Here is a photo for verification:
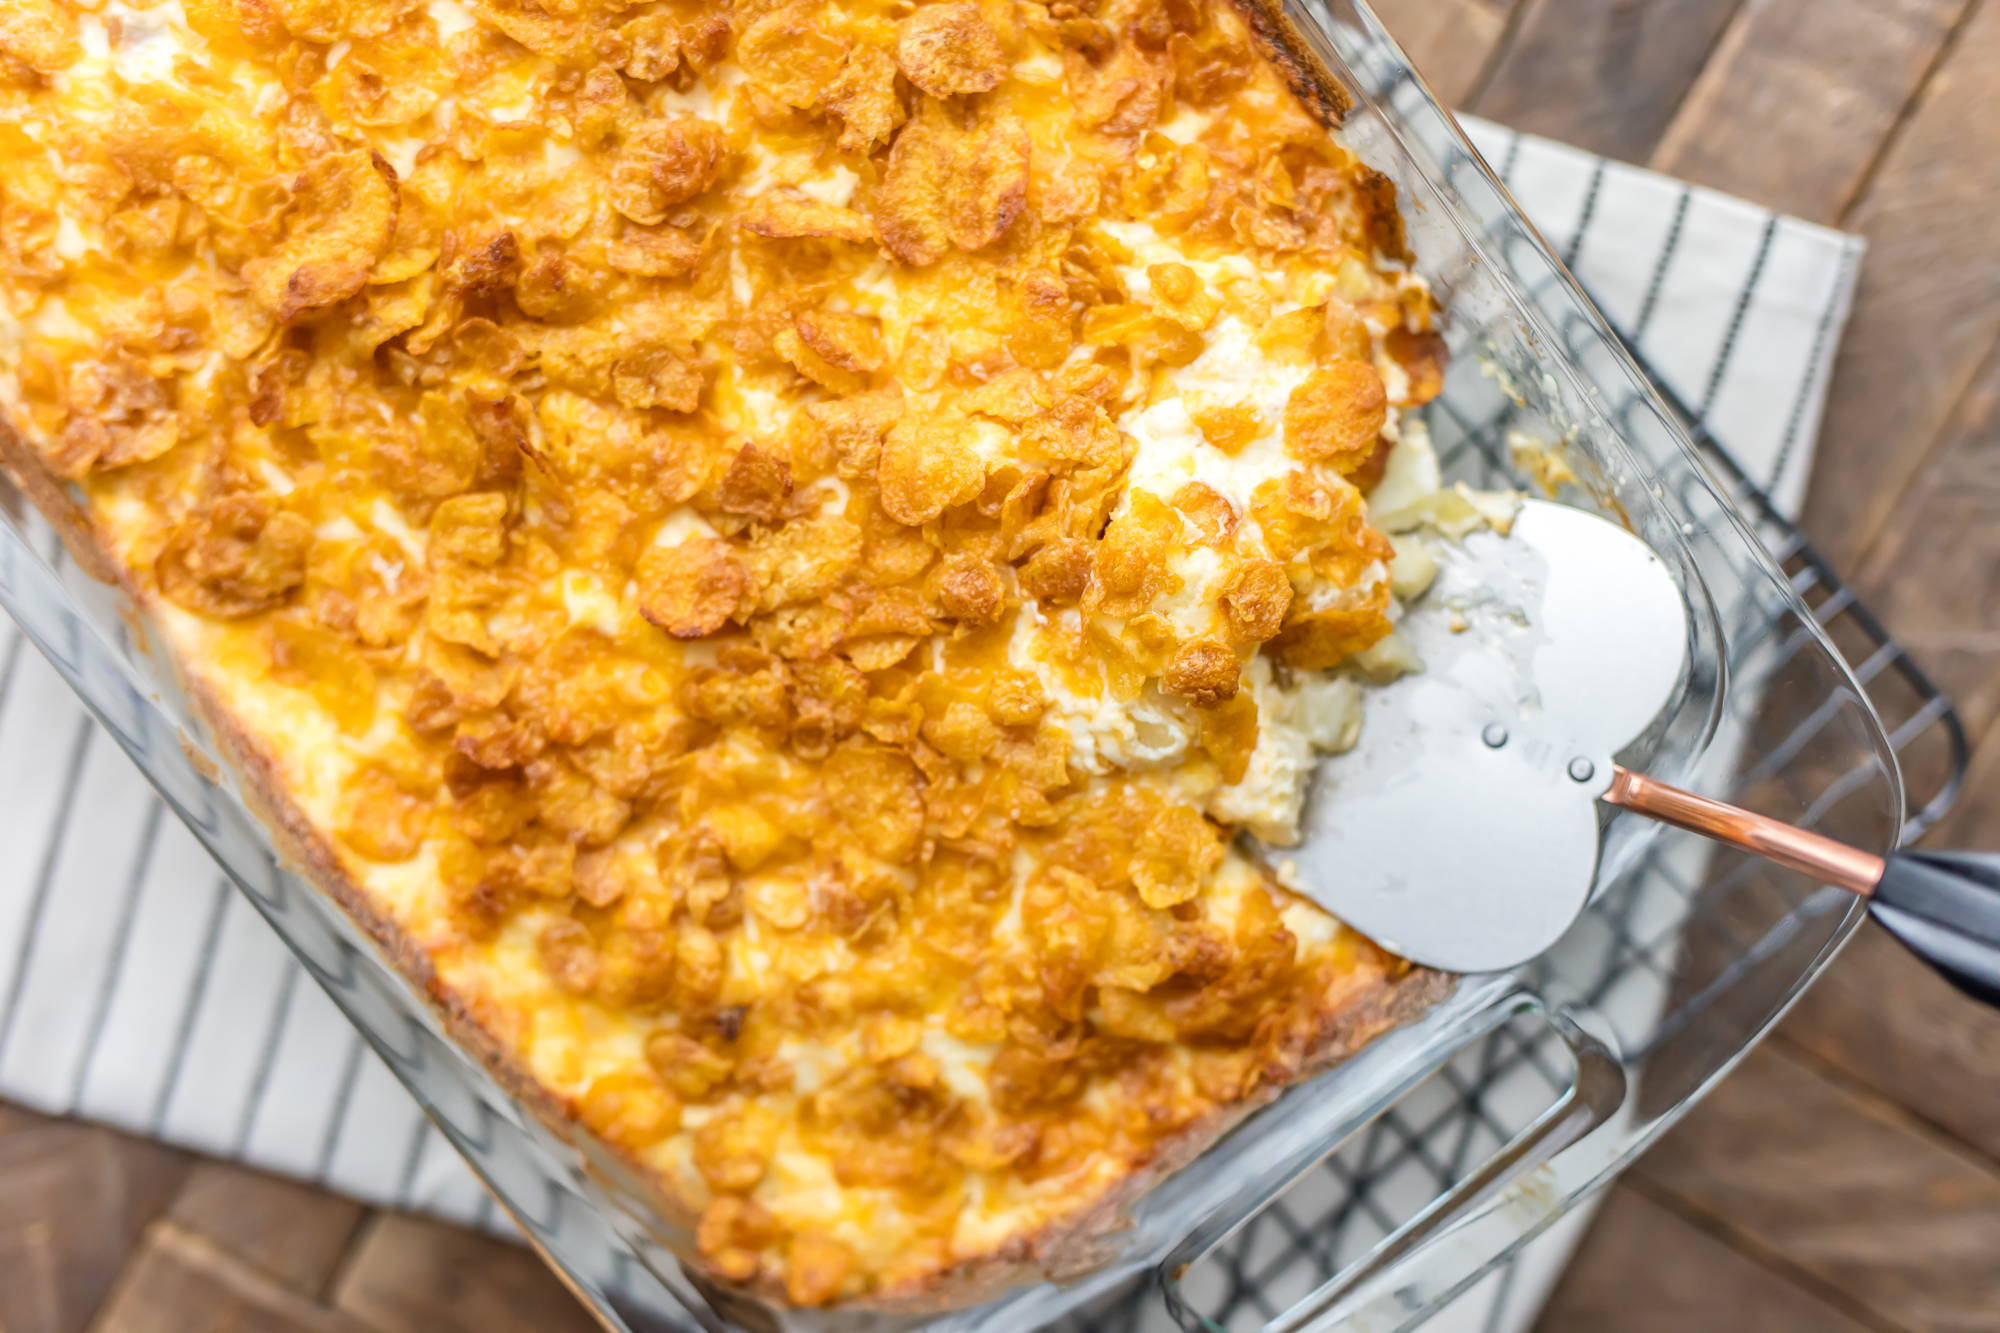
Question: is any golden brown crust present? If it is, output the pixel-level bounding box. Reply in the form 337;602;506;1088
670;957;1453;1316
1223;0;1413;262
0;0;1461;1307
1223;0;1355;130
842;962;1454;1313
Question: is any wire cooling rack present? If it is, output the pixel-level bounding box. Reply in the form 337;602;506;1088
1057;323;1969;1333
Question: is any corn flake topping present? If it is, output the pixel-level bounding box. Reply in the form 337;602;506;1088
0;0;1449;1306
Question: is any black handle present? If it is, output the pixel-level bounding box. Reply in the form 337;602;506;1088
1870;851;2000;1008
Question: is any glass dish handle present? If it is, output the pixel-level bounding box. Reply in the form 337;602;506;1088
1161;1008;1627;1333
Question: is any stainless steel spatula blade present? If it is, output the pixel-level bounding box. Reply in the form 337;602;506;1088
1280;498;1690;974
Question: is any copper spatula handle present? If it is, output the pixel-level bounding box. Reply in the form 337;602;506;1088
1603;766;1886;895
1604;768;2000;1008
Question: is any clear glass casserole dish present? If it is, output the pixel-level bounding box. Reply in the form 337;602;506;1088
0;0;1928;1330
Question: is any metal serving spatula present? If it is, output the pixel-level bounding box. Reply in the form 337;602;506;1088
1286;497;2000;1008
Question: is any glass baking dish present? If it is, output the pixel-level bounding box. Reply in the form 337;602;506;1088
0;0;1930;1329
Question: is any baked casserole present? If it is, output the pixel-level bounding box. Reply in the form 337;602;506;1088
0;0;1485;1309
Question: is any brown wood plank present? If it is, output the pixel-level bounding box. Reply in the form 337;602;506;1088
1781;919;2000;1166
90;1224;366;1333
0;1100;42;1137
1649;0;1971;224
1367;0;1520;107
1849;337;2000;741
1532;1184;1877;1333
1631;1042;2000;1330
330;1214;600;1333
165;1163;366;1299
0;1109;187;1333
1800;0;2000;573
1466;0;1746;162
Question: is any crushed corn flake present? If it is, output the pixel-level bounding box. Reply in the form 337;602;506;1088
0;0;1459;1308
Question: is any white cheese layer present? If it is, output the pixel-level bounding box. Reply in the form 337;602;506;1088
1121;316;1311;517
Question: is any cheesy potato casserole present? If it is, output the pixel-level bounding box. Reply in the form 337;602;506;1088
0;0;1471;1309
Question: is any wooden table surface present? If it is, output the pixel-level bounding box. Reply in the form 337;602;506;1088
11;1;2000;1329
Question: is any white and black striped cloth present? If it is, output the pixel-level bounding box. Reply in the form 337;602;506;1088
0;119;1863;1298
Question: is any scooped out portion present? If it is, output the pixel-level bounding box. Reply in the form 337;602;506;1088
0;0;1495;1309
